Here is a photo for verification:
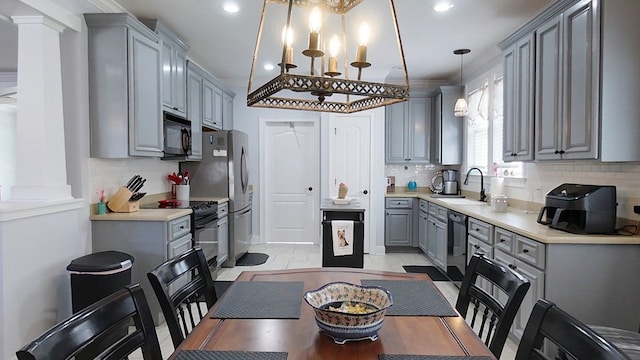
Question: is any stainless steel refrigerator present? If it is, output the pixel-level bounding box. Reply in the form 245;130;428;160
181;130;251;267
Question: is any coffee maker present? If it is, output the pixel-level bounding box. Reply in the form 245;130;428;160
442;170;459;195
537;183;617;234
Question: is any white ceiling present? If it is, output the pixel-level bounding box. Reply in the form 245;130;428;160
0;0;555;87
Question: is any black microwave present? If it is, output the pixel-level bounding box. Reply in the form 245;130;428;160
163;112;192;159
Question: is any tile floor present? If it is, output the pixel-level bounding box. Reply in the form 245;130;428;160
147;243;519;359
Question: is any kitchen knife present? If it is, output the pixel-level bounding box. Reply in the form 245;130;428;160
132;178;146;192
125;175;138;189
129;192;146;202
128;176;142;191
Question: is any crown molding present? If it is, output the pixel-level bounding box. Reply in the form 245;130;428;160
84;0;129;14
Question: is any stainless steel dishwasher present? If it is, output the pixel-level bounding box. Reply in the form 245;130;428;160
447;210;468;287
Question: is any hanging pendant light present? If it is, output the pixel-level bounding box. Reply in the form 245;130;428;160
453;48;470;117
247;0;410;114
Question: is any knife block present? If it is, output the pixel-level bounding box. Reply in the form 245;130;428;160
107;187;140;213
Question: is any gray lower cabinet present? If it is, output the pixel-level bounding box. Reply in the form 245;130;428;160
467;217;494;295
427;203;447;270
91;214;192;324
385;98;431;164
417;200;429;253
216;203;229;265
85;13;163;158
141;19;189;118
385;198;414;247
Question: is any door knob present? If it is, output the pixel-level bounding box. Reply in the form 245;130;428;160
363;190;368;195
308;187;313;191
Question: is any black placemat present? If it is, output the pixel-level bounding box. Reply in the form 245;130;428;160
361;280;458;317
211;281;304;319
380;356;493;360
175;350;287;360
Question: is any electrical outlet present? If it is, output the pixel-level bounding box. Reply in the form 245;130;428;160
635;206;640;215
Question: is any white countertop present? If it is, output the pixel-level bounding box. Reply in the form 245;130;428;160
90;208;192;222
387;190;640;245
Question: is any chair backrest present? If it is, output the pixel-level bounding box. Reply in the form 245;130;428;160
515;299;631;360
16;284;162;360
455;253;531;358
147;246;217;349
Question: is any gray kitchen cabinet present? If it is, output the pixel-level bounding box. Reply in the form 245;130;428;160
216;202;229;265
385;198;414;247
186;61;203;160
467;217;494;294
222;91;235;130
91;214;193;324
427;203;447;270
385;98;431;164
167;233;192;293
202;79;224;130
502;32;535;162
492;227;545;341
85;13;163;158
501;0;640;162
417;200;429;253
535;0;598;160
141;19;189;117
431;87;463;165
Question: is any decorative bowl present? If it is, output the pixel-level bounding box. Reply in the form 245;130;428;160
303;282;393;344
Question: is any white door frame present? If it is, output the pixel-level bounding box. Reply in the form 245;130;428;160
259;115;321;244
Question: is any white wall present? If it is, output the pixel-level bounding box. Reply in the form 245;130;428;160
0;105;16;201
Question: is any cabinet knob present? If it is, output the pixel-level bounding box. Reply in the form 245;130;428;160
500;239;505;242
180;225;185;229
363;190;368;195
475;228;480;232
308;187;313;191
559;150;566;154
523;249;529;253
554;150;560;154
474;245;480;249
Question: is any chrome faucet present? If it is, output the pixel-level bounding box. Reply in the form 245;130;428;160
464;167;487;202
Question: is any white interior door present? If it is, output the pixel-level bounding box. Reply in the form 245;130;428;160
329;114;371;253
262;120;319;244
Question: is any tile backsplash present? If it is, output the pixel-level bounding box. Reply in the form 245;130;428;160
88;158;178;203
385;164;454;189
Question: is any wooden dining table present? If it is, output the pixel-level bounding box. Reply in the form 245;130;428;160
169;268;497;360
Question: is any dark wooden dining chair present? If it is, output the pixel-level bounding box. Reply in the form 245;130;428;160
515;299;632;360
16;284;161;360
455;253;530;358
147;246;218;349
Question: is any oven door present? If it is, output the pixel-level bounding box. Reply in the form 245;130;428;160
193;214;218;276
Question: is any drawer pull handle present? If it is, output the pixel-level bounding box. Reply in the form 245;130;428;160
180;225;185;229
523;249;529;253
474;245;480;249
475;228;480;232
500;239;506;242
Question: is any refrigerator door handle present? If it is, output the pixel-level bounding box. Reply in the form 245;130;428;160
240;146;249;193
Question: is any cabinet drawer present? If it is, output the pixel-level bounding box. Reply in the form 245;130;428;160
218;202;229;217
468;235;493;261
435;206;447;222
468;217;493;244
515;235;545;269
168;216;191;240
386;198;413;209
494;227;515;254
419;200;429;213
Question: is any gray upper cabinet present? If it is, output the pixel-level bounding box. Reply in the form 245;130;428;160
85;13;163;158
502;33;535;162
186;61;203;161
202;78;223;130
141;19;189;118
501;0;640;162
222;91;234;130
385;98;431;164
432;87;463;165
535;0;598;160
188;60;235;133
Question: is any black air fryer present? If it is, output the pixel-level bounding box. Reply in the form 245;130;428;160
537;184;617;234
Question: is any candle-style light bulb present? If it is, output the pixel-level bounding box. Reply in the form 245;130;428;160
282;25;294;65
327;34;341;74
355;22;369;63
307;6;322;51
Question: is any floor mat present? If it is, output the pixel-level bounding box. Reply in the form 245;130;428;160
402;265;464;282
235;252;269;266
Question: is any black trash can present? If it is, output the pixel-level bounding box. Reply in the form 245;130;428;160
67;251;134;313
321;209;365;268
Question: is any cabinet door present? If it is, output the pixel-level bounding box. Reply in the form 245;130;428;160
418;211;428;253
562;0;598;160
434;219;447;271
167;233;193;294
222;92;234;130
128;30;163;157
427;216;437;260
174;49;187;115
468;235;494;295
385;209;413;246
160;40;174;112
535;15;564;160
432;92;442;163
385;102;407;163
407;98;430;162
502;45;516;161
511;259;545;340
513;33;535;160
202;79;215;128
187;70;203;160
217;216;229;265
212;86;223;130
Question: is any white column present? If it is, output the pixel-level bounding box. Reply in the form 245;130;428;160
11;15;72;201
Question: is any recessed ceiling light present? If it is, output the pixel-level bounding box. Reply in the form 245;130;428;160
223;2;239;13
264;63;275;71
433;2;454;13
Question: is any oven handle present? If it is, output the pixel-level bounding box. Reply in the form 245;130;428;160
194;215;219;229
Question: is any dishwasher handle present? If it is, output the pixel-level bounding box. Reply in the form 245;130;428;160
448;211;467;223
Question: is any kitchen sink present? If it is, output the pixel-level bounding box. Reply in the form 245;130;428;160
430;197;488;206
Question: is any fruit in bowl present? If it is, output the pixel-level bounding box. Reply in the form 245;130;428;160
303;282;393;344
